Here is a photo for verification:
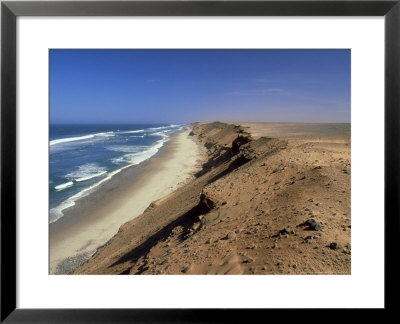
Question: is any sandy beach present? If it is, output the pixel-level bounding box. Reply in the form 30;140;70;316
50;129;205;274
74;122;351;275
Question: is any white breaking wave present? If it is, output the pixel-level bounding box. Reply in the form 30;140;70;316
75;172;107;182
106;145;149;153
147;124;180;131
118;129;145;134
54;181;74;191
148;131;170;139
50;131;114;146
66;163;108;182
97;132;115;136
49;165;131;223
111;137;169;165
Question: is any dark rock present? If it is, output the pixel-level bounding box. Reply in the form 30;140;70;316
272;168;281;174
313;224;322;231
274;226;291;237
144;202;156;213
221;201;227;206
330;242;339;250
182;265;191;273
303;219;322;231
243;258;254;263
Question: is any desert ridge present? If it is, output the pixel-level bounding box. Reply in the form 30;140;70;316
74;122;351;275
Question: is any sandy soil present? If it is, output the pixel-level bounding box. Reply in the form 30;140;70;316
75;122;351;275
49;129;205;274
240;122;350;139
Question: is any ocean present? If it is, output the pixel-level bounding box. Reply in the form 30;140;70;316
49;124;184;223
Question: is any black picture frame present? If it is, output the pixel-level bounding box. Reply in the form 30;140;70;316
1;0;399;321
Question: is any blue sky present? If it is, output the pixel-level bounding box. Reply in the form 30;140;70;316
50;49;350;124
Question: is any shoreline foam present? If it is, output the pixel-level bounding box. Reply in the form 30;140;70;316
50;128;206;274
49;127;179;223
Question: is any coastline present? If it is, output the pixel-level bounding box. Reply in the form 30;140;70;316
49;128;206;274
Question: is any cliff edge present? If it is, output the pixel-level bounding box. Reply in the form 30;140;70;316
75;122;351;275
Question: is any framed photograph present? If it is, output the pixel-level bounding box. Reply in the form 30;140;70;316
1;0;399;321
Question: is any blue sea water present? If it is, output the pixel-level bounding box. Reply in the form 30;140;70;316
49;124;184;223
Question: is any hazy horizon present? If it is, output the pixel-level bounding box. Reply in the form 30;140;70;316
50;49;351;124
49;121;351;125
